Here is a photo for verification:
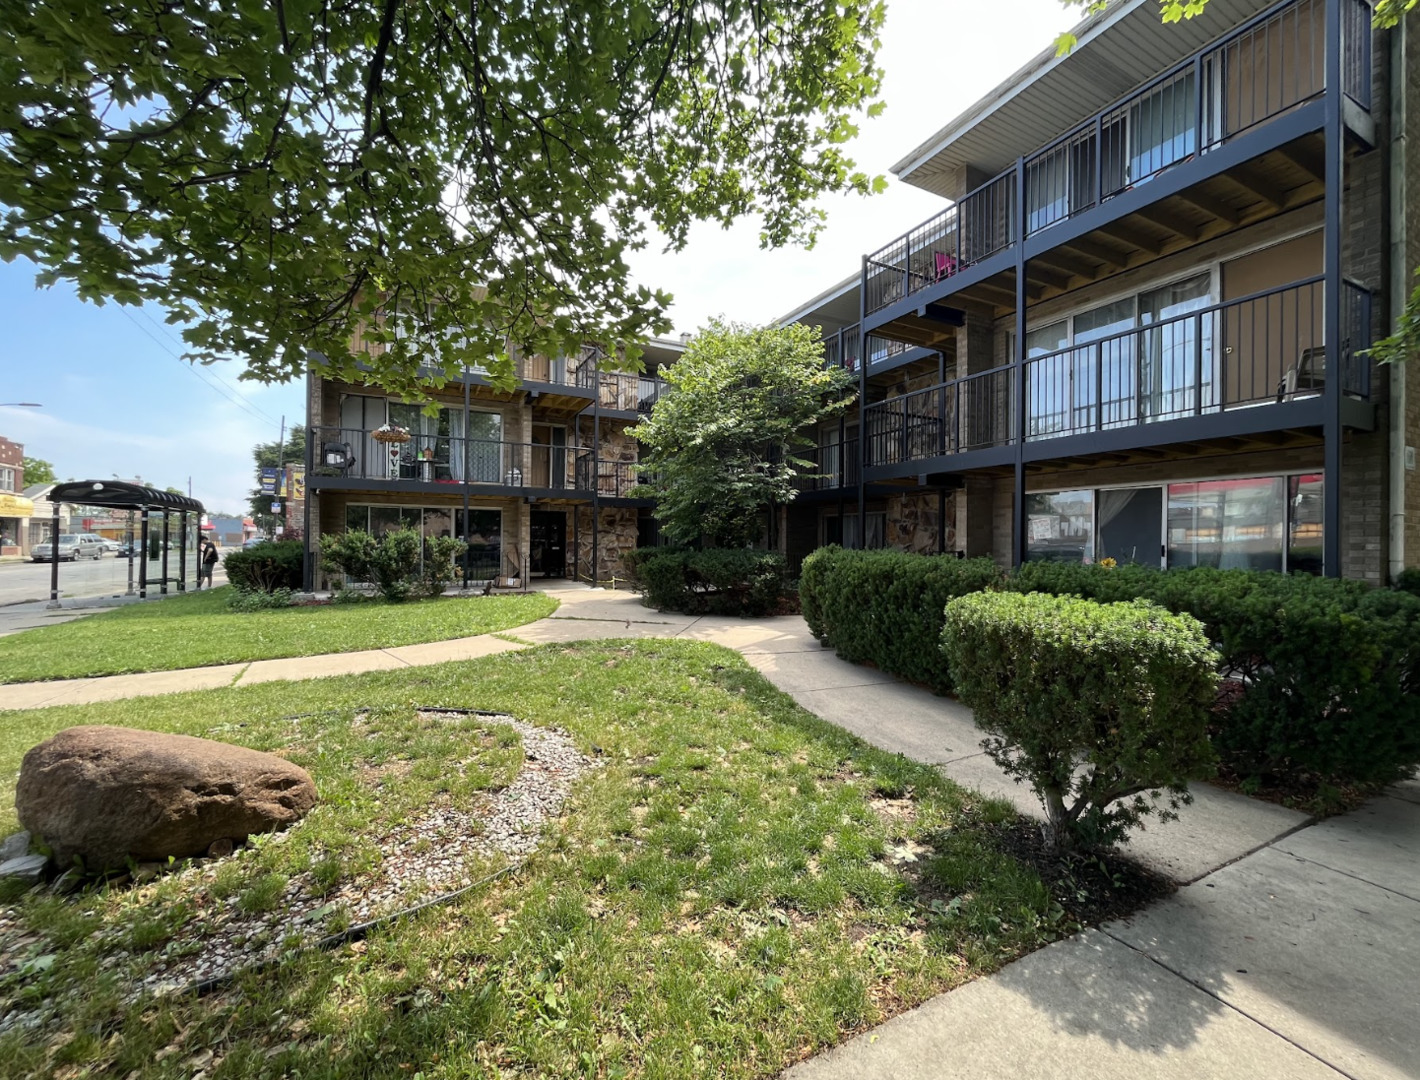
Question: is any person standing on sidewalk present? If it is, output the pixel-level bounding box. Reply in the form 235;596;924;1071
197;535;220;589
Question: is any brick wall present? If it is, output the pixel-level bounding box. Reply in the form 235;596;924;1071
0;436;22;492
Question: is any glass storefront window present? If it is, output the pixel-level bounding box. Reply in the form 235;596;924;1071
1287;474;1324;575
1026;490;1095;563
1167;477;1285;572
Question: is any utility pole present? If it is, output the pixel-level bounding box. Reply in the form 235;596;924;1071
274;415;286;537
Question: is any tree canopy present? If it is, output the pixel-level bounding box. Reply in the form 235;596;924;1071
631;321;854;548
1;1;886;400
21;456;55;485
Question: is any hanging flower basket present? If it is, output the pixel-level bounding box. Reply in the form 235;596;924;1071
371;424;411;444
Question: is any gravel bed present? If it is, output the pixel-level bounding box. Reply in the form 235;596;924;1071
0;713;598;1026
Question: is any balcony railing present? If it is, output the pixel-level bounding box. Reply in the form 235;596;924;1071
798;439;861;491
856;277;1372;467
572;347;669;413
822;325;928;372
864;367;1017;467
1023;278;1370;442
864;0;1371;317
309;426;596;490
576;457;646;498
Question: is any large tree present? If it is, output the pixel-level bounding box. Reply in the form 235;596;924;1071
21;456;55;485
632;321;854;548
0;2;886;400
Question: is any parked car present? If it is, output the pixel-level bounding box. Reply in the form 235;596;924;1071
243;536;270;549
31;534;105;562
82;534;115;555
116;539;137;558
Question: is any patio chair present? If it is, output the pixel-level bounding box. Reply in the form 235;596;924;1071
321;441;355;475
934;251;959;281
1277;346;1326;402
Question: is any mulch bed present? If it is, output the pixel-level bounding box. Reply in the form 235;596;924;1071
979;821;1176;926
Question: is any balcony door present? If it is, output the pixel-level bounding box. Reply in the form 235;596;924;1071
465;410;503;483
388;403;466;481
1139;274;1214;423
530;424;567;489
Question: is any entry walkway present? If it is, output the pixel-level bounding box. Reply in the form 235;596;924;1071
1;581;1415;1078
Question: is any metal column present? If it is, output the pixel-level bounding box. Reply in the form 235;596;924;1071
1012;156;1029;568
592;354;601;582
139;510;149;599
177;510;188;591
47;501;60;605
1322;0;1345;577
160;512;171;594
856;257;868;547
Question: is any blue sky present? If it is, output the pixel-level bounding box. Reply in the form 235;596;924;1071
0;0;1087;514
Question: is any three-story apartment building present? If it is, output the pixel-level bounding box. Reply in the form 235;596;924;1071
783;0;1417;582
302;339;682;589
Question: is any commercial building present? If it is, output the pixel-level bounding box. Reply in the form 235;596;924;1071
782;0;1417;582
0;436;32;556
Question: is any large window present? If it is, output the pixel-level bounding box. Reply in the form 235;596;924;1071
1025;273;1214;438
0;467;14;493
1026;490;1095;564
341;504;503;580
1029;474;1322;574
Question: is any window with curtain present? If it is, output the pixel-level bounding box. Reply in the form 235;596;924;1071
465;411;503;483
1026;490;1095;563
1287;474;1324;575
824;512;886;550
1128;70;1198;185
1140;274;1214;422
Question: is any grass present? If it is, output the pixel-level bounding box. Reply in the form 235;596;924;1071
0;641;1087;1079
0;587;559;682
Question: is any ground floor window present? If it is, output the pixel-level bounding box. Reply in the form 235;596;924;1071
1027;473;1323;573
340;504;503;579
824;511;886;549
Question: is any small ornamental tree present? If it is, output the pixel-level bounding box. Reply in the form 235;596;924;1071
631;320;855;548
943;591;1219;851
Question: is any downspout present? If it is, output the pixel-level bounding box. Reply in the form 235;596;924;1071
1389;16;1409;582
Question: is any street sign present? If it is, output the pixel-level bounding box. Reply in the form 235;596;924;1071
270;501;282;514
259;467;278;495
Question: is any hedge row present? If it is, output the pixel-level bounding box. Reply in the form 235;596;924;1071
627;548;790;617
801;548;1420;788
799;548;999;693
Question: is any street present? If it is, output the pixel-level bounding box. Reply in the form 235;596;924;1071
0;553;219;606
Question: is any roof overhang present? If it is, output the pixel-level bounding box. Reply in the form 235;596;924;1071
894;0;1277;199
47;480;204;514
776;272;862;331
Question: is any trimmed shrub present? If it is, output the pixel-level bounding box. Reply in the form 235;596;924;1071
1007;563;1420;788
943;591;1218;850
221;540;304;593
632;548;789;617
799;547;1000;693
419;535;468;598
1395;568;1420;597
322;528;425;602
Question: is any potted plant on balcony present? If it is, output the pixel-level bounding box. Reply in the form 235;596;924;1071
371;423;411;479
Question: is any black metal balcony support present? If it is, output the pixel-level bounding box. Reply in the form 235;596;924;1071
1012;156;1029;569
1322;0;1345;578
857;255;869;547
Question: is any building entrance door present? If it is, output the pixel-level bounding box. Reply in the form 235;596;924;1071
530;510;567;578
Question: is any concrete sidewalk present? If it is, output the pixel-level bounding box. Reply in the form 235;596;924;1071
1;581;1415;1078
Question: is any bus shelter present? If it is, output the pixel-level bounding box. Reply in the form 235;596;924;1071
44;481;205;604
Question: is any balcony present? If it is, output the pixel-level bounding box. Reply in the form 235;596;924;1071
821;325;937;374
863;0;1373;326
798;440;861;492
572;349;670;414
310;427;593;492
862;277;1373;475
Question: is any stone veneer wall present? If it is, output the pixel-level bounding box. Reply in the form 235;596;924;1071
574;505;639;582
885;492;955;554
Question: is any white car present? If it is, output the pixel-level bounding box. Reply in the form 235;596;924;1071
83;534;116;554
31;534;105;562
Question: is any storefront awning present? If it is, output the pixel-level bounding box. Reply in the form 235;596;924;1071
0;493;35;517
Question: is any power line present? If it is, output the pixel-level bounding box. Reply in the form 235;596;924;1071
118;306;282;427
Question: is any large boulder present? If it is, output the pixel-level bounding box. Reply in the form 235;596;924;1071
15;725;316;871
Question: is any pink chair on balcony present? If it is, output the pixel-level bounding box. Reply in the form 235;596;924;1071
934;251;959;282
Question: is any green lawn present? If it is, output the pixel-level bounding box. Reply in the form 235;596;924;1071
0;587;559;682
0;641;1080;1079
